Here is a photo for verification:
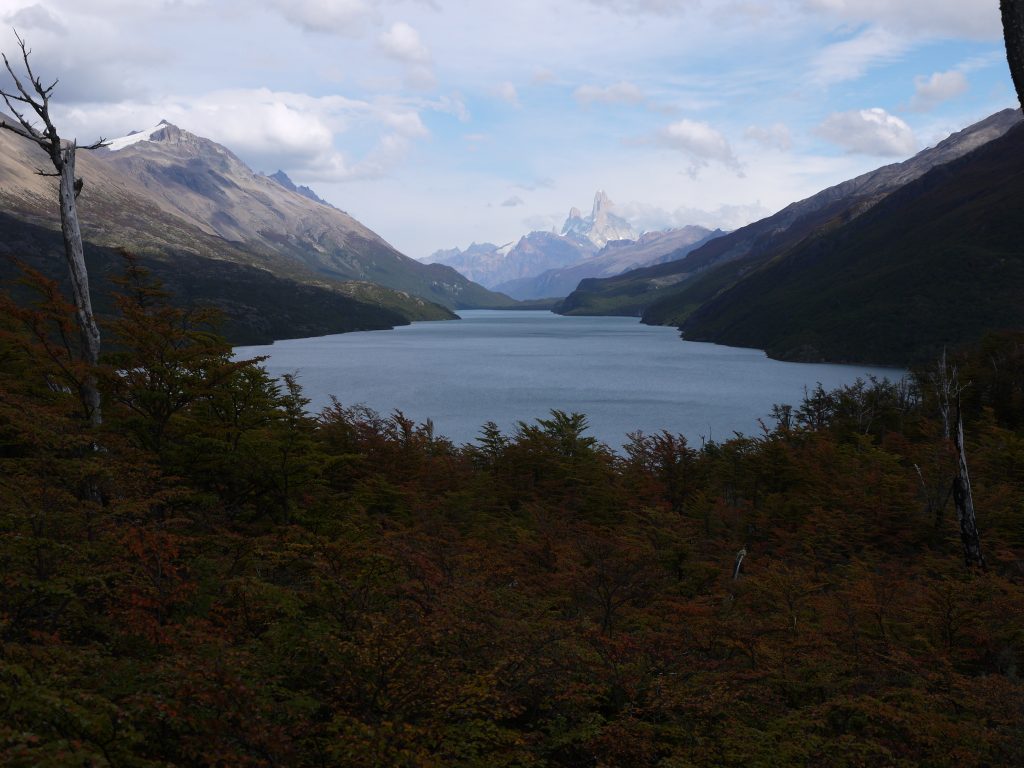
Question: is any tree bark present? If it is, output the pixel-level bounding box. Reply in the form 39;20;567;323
58;142;102;426
1002;1;1024;108
951;398;985;569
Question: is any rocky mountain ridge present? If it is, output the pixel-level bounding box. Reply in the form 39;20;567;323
91;121;507;309
0;119;510;343
496;225;720;300
425;190;703;297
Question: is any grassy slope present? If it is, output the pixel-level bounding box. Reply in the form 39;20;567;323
678;124;1024;366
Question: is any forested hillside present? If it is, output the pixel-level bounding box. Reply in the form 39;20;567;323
671;123;1024;366
1;264;1022;766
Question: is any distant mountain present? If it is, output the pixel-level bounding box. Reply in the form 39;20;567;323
426;233;595;290
421;241;516;285
673;120;1024;366
490;231;598;292
558;108;1022;320
562;190;638;248
424;191;715;297
497;226;721;300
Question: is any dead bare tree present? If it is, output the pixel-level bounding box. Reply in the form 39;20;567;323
1;30;106;426
951;394;985;569
928;354;985;569
1002;1;1024;107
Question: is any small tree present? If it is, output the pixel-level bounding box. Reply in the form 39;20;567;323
1;31;106;425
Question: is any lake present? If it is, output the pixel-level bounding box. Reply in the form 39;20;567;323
235;310;904;449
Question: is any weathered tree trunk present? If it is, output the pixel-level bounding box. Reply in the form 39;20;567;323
951;398;985;569
1002;1;1024;107
2;32;106;426
732;547;746;580
58;142;102;425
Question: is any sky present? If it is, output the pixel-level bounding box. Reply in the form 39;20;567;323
0;0;1017;258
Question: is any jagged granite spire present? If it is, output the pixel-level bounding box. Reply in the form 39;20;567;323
561;190;637;247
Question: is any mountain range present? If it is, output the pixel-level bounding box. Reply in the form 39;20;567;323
425;190;718;300
0;120;509;344
495;225;721;300
556;108;1023;364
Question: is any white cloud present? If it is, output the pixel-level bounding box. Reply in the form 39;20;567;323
744;122;793;151
816;107;917;156
910;70;969;112
803;0;1001;41
522;212;563;232
432;92;470;122
380;108;428;137
515;177;555;191
495;81;520;107
378;21;431;64
810;26;908;86
3;4;68;34
585;0;700;15
574;81;645;106
268;0;371;35
617;200;772;233
60;87;431;182
501;195;524;207
377;22;435;90
655;119;742;176
532;68;556;85
0;13;165;104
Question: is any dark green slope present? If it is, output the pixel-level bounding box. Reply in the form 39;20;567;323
640;197;870;327
555;260;683;317
678;124;1024;366
0;212;455;346
552;231;725;316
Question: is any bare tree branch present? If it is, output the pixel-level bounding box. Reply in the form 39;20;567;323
0;113;38;140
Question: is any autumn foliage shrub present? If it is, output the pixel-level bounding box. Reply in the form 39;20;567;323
1;265;1022;766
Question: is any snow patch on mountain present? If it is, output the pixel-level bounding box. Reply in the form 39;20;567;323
104;121;172;152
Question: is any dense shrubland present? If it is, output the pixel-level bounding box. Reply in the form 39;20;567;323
1;263;1022;767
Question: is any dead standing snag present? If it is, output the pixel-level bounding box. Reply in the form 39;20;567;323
1;30;107;425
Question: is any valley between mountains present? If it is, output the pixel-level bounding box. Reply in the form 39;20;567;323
2;108;1023;366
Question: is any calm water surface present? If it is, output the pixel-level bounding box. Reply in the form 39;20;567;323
236;311;903;449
